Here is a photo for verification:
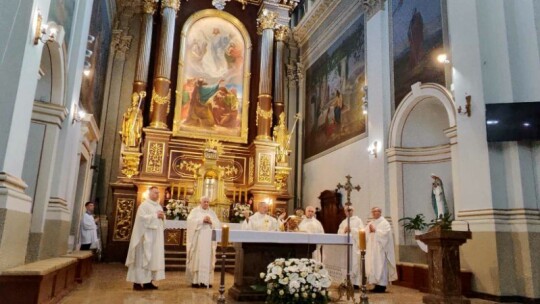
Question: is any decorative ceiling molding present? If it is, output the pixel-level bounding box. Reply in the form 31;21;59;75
361;0;386;20
291;0;339;47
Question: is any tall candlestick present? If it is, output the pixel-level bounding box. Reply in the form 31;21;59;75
359;229;366;250
221;224;229;247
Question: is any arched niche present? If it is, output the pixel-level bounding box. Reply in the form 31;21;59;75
34;40;66;106
386;82;457;263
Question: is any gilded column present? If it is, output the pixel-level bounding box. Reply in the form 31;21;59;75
256;10;277;140
273;25;290;121
149;0;180;129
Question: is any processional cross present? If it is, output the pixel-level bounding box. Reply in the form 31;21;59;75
336;175;361;302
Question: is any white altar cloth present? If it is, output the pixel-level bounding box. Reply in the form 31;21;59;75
212;229;350;245
164;220;243;230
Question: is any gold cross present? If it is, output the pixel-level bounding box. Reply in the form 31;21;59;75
336;175;361;208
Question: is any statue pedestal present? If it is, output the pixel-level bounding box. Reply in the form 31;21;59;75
416;227;472;304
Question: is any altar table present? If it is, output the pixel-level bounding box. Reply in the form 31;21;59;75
212;230;351;301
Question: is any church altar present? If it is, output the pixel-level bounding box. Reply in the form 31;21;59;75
212;229;351;301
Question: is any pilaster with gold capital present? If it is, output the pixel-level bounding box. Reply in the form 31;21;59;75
273;25;290;121
255;10;277;140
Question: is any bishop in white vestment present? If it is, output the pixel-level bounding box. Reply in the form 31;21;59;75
298;206;325;261
337;207;364;286
241;202;284;231
126;187;165;290
186;196;221;288
365;207;397;293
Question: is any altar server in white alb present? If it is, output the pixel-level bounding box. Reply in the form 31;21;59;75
242;201;285;231
186;196;221;288
80;202;99;250
298;206;325;261
337;207;364;287
365;207;397;293
126;186;165;290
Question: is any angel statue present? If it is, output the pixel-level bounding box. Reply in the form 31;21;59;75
273;112;291;164
431;174;449;219
120;91;145;149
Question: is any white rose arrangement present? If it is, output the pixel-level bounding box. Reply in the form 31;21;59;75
261;258;331;303
165;199;190;220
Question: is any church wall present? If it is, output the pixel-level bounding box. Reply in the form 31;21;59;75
0;210;32;270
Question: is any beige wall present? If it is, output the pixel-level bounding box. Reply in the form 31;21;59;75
38;219;71;259
0;209;32;270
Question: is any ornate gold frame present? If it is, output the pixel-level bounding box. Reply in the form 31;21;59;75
173;9;252;143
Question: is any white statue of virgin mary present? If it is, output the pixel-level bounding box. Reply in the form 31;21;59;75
431;174;449;219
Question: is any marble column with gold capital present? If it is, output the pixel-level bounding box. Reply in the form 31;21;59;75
148;0;180;129
273;25;290;121
255;10;277;140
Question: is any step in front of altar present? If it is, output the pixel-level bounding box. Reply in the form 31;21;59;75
165;246;236;271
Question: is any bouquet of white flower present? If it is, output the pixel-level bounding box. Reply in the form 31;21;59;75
261;258;331;304
230;203;252;223
165;199;190;220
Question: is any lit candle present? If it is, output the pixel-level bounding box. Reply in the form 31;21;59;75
359;229;366;250
221;224;229;247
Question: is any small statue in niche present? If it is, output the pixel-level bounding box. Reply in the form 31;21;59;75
431;174;449;219
120;91;145;148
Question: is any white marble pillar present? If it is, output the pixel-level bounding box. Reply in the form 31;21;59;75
0;0;52;270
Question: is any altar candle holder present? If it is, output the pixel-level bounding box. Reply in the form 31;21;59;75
217;225;229;304
359;249;369;304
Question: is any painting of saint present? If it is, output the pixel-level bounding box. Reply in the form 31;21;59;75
174;12;250;143
392;0;445;108
304;15;367;161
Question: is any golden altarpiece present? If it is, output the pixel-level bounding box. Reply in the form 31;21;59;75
107;0;299;261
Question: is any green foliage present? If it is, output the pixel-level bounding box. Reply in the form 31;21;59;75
399;213;428;232
429;212;453;230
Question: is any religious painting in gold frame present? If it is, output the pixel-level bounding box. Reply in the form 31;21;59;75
173;9;252;143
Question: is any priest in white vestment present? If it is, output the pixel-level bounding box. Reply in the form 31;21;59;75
241;202;285;231
365;207;397;293
186;196;221;288
298;206;325;261
126;186;165;290
337;207;364;287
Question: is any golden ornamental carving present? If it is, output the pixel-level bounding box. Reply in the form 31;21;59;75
248;156;254;184
218;164;239;177
275;25;290;42
146;142;165;174
179;160;202;178
121;151;142;178
142;0;158;14
204;139;224;157
165;230;180;245
120;91;145;149
150;88;171;113
256;103;273;126
113;198;135;241
161;0;180;11
274;166;292;191
256;10;277;34
258;154;272;183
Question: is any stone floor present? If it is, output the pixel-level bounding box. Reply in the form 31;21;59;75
60;264;504;304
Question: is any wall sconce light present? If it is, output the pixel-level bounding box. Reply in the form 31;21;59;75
85;50;93;58
458;95;472;117
72;104;86;124
367;141;379;158
437;53;450;64
362;85;368;115
87;35;95;44
83;61;92;76
33;10;58;45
